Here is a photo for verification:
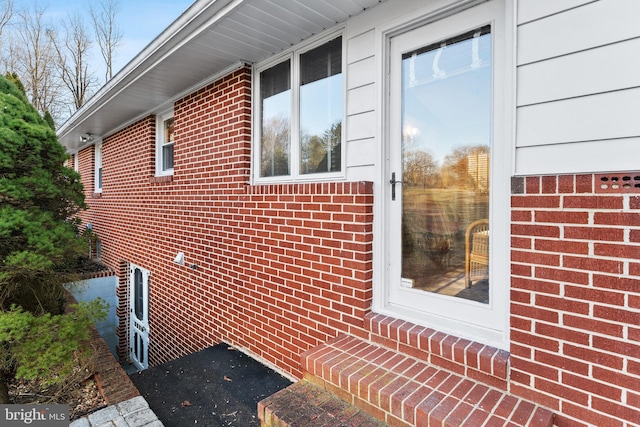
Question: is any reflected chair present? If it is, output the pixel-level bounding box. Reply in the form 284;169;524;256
465;219;489;288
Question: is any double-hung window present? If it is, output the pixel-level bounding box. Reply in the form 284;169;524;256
156;110;174;176
256;35;343;181
94;143;102;192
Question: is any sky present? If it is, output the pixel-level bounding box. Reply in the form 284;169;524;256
15;0;195;80
402;32;492;164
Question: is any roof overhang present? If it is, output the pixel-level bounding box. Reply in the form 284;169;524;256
58;0;385;152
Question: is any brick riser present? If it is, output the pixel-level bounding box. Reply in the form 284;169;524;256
286;335;553;427
259;380;387;427
365;313;510;392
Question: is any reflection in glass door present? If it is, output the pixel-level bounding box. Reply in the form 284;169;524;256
399;26;492;304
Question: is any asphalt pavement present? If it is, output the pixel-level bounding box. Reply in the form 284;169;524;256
129;343;293;427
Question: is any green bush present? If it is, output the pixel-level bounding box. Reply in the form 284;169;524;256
0;298;108;386
0;74;87;314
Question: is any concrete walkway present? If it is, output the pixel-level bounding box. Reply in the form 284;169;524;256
70;396;163;427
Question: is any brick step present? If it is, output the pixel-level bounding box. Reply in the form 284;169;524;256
259;380;387;427
294;334;553;426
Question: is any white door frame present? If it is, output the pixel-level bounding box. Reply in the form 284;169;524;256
375;0;513;349
129;264;150;370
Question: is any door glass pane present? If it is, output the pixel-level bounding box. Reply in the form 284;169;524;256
134;268;144;320
401;26;491;303
260;60;291;177
139;335;145;365
299;37;342;174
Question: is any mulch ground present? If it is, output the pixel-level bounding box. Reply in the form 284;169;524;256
129;344;293;427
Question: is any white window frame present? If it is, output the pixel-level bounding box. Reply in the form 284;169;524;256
374;0;514;350
74;153;79;172
94;143;102;193
252;31;346;184
155;109;174;176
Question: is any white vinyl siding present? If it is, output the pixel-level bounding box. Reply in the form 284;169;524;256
517;89;640;147
344;27;376;176
518;38;640;107
517;0;593;26
516;138;640;176
515;0;640;175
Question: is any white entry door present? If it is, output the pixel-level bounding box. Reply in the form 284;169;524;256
129;265;149;370
386;0;509;345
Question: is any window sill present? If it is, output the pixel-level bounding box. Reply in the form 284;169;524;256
151;175;173;184
92;192;102;198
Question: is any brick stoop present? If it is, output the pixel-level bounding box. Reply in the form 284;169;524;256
260;334;554;427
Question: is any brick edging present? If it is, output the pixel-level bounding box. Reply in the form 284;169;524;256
90;325;140;405
66;291;139;409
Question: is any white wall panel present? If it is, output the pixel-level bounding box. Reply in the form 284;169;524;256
517;37;640;106
347;29;375;64
347;83;376;115
347;57;376;89
517;88;640;148
344;164;376;181
517;0;593;24
515;138;640;175
347;111;376;141
517;0;640;65
346;137;377;167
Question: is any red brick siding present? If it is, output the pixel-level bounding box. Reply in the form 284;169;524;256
511;174;640;427
77;67;374;378
76;143;96;198
116;261;131;361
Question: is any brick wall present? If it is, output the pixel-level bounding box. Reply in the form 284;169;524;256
74;65;640;426
77;67;375;378
510;174;640;427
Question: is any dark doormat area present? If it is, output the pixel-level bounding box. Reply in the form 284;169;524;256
129;343;293;426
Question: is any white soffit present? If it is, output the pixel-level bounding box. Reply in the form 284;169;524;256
58;0;385;152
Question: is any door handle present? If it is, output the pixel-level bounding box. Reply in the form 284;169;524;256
390;172;402;201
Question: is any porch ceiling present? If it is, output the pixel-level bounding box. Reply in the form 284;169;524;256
58;0;385;152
